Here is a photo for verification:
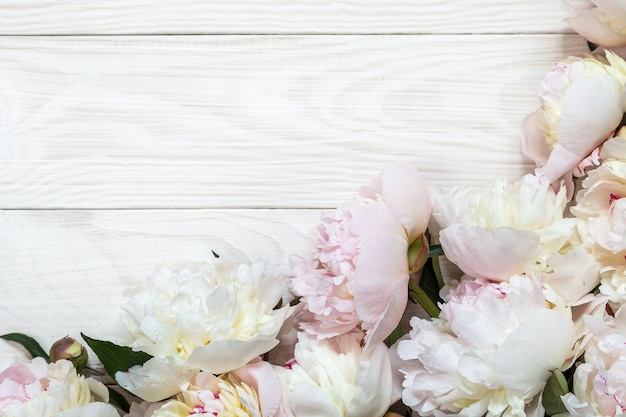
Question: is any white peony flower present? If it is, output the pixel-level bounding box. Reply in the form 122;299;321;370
123;359;285;417
561;305;626;417
433;175;576;281
562;0;626;48
571;159;626;305
103;257;291;401
395;276;577;417
274;332;398;417
0;357;118;417
126;372;262;417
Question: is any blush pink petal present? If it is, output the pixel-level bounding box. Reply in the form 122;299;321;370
559;76;622;155
521;110;551;167
353;233;410;350
0;363;39;408
439;224;541;281
535;143;585;186
350;202;407;239
233;359;284;417
535;75;624;185
376;163;431;242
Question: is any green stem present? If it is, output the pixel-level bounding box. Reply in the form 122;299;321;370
408;279;440;318
389;323;405;345
432;255;445;291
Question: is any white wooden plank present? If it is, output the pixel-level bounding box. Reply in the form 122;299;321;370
0;1;573;35
0;209;321;367
0;35;591;209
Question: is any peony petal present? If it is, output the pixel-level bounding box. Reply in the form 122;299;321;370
286;382;342;417
558;76;622;156
600;136;626;160
566;13;626;47
521;110;552;166
543;246;600;304
353;233;409;348
378;163;432;242
594;0;626;17
347;342;394;417
439;224;541;281
360;277;408;351
233;359;284;417
55;402;121;417
186;337;280;375
350;201;406;239
560;392;595;417
114;357;192;402
535;143;583;186
494;308;575;398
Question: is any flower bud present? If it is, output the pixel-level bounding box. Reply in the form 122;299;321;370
49;336;88;372
407;233;429;275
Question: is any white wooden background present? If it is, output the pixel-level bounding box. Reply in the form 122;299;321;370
0;1;590;369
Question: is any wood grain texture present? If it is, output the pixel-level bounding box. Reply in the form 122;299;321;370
0;209;321;366
0;35;591;209
0;1;573;35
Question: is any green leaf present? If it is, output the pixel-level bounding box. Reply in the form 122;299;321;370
1;333;50;362
428;244;444;257
542;369;570;416
418;258;444;306
81;333;152;380
107;386;131;413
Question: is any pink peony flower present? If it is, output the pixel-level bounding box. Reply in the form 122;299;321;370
521;51;626;195
395;276;577;417
0;357;118;417
290;163;431;350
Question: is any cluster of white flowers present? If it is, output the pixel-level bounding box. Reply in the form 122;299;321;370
393;49;626;417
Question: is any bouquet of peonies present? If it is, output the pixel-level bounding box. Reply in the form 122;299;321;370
6;4;626;417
